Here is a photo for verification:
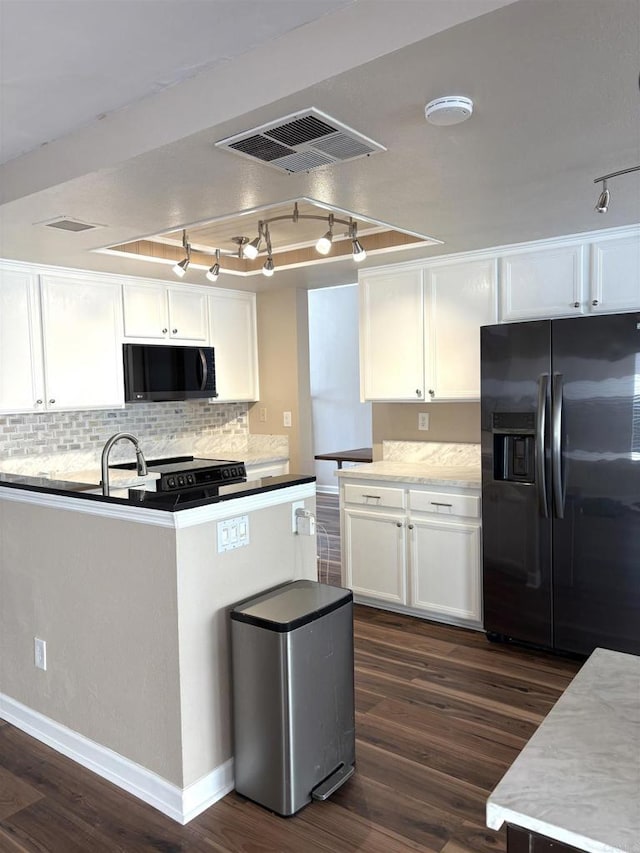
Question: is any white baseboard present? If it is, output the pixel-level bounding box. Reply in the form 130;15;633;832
0;693;234;824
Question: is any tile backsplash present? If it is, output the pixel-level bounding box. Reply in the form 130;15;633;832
0;401;248;459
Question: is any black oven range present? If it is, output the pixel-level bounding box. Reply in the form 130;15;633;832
113;456;247;492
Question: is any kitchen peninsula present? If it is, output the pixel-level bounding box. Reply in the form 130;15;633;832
0;468;316;824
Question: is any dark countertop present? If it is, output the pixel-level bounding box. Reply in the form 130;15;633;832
0;471;316;512
314;447;373;468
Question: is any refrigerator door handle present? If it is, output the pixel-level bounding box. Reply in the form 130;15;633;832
536;373;549;518
552;372;565;519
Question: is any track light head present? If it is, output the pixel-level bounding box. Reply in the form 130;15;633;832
172;257;189;277
206;249;221;282
262;256;275;277
349;220;366;262
316;230;333;255
352;238;366;262
244;236;260;260
595;181;610;213
206;263;220;282
315;214;334;255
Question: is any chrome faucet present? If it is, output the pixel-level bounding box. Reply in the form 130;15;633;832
100;432;148;497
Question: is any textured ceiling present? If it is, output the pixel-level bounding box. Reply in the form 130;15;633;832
0;0;638;292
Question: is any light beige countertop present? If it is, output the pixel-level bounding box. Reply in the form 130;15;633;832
336;442;481;488
336;460;480;488
0;434;289;483
487;648;640;853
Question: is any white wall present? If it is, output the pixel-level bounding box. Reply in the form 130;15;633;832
308;284;372;492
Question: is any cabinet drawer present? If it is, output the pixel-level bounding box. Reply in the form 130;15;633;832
344;483;405;509
409;490;479;518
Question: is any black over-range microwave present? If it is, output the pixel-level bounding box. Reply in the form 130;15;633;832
123;343;217;402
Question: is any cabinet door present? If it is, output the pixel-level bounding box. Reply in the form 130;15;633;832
343;507;406;604
168;288;208;341
427;259;497;400
209;291;259;401
122;283;169;338
0;268;45;413
409;517;481;623
360;268;425;401
40;276;124;410
500;245;585;320
590;232;640;313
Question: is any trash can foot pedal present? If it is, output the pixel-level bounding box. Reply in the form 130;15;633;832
311;764;354;801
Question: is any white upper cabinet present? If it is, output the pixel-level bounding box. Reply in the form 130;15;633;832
500;245;586;321
122;282;208;342
499;227;640;321
426;258;497;400
0;269;124;414
590;232;640;313
359;267;425;401
40;275;124;411
0;268;45;413
359;259;496;402
208;290;259;402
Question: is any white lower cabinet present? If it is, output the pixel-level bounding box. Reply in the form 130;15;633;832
409;516;481;623
343;507;407;604
341;476;482;628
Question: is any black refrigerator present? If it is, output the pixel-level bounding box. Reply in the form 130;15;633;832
481;313;640;656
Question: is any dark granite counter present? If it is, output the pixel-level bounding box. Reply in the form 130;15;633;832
0;471;316;512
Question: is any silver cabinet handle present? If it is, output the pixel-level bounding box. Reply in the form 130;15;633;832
362;494;381;502
49;399;55;404
172;328;178;334
408;523;414;529
428;389;435;397
396;522;403;528
592;299;599;306
430;501;452;507
573;301;580;308
36;399;43;405
162;328;168;334
416;388;422;398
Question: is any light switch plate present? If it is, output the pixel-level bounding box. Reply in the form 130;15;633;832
218;515;250;552
418;412;430;431
283;411;292;428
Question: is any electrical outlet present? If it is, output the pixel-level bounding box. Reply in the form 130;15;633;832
34;637;47;670
259;407;267;422
283;411;292;428
418;412;430;431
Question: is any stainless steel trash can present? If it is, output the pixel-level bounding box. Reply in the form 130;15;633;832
230;579;355;816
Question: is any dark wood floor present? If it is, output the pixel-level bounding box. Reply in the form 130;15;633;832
0;494;581;852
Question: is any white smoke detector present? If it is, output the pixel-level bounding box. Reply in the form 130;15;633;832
425;96;473;126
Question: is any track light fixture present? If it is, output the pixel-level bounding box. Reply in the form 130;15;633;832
178;204;368;283
594;165;640;213
206;249;221;282
172;230;191;277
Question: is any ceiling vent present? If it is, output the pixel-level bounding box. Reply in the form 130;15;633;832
215;108;386;174
39;216;101;232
